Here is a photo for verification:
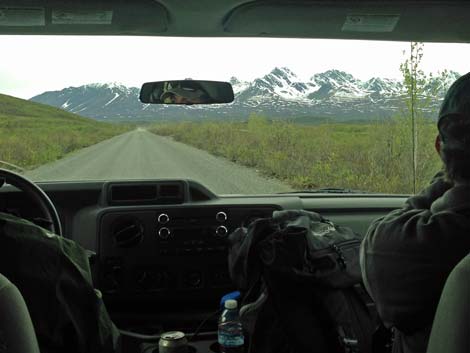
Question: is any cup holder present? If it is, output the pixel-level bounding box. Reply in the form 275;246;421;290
155;345;198;353
144;337;220;353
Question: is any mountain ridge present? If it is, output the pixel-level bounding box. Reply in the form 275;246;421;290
29;68;461;122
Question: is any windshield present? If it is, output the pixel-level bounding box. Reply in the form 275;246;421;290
1;36;469;195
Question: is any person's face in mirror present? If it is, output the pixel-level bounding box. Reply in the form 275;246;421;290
175;95;203;104
164;93;203;104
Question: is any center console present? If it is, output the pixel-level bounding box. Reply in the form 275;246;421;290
84;181;282;343
97;204;277;310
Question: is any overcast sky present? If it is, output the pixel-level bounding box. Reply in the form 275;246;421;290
1;35;469;99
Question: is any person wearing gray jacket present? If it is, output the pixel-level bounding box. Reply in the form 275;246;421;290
360;72;470;353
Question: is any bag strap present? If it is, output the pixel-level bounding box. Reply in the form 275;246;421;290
337;325;360;353
353;283;377;320
353;283;394;353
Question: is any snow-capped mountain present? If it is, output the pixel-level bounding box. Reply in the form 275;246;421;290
364;77;403;97
29;68;460;122
31;82;142;119
230;77;250;95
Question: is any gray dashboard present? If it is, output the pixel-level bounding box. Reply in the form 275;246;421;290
0;179;407;322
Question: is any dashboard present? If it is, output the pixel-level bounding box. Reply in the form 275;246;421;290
0;179;407;330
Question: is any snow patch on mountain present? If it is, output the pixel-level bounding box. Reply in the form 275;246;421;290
104;93;120;107
230;77;250;94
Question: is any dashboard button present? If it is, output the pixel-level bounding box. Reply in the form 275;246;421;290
215;225;228;238
157;213;170;224
158;227;171;240
216;211;228;223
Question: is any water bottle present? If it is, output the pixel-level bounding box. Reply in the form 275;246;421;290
218;299;244;353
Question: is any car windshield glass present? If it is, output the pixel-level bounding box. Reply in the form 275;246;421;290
0;36;469;195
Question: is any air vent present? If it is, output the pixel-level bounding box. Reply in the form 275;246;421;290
107;182;185;205
111;217;144;248
158;183;183;199
111;184;157;202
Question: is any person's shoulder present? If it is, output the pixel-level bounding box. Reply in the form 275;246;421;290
447;253;470;282
0;212;44;230
0;211;28;223
0;273;15;294
0;211;59;238
430;185;470;213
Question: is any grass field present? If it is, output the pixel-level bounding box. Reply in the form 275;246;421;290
0;93;132;171
148;115;442;194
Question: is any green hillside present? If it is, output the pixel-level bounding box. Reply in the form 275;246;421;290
0;93;132;171
0;93;94;121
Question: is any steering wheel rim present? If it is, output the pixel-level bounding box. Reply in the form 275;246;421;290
0;168;62;236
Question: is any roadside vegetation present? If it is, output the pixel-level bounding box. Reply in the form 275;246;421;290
0;93;132;171
148;116;441;194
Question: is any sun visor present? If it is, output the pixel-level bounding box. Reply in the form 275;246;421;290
0;0;169;35
223;1;470;42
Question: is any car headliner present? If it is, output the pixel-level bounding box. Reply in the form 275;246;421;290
0;1;469;43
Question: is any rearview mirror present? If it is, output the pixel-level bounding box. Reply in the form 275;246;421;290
139;80;234;105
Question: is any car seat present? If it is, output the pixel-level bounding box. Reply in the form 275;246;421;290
0;273;40;353
426;253;470;353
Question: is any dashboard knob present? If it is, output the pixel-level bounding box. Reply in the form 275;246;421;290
158;227;171;240
185;271;202;288
216;211;228;223
158;213;170;224
215;225;228;238
137;271;150;289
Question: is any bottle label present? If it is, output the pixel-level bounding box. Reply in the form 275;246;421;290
218;332;244;347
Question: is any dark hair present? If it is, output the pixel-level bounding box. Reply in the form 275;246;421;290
439;115;470;183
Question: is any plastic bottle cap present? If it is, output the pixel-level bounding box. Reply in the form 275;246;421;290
224;299;238;310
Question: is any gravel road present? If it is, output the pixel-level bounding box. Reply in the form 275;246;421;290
26;129;292;194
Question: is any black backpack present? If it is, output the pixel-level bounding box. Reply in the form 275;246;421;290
227;210;389;353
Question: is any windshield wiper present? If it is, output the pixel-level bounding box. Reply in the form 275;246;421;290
278;188;369;194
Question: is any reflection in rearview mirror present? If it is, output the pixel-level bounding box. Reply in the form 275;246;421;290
139;80;234;105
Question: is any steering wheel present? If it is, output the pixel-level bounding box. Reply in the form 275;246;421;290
0;168;62;236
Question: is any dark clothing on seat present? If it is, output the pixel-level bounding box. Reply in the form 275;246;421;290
0;212;120;353
360;175;470;353
0;273;40;353
426;253;470;353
